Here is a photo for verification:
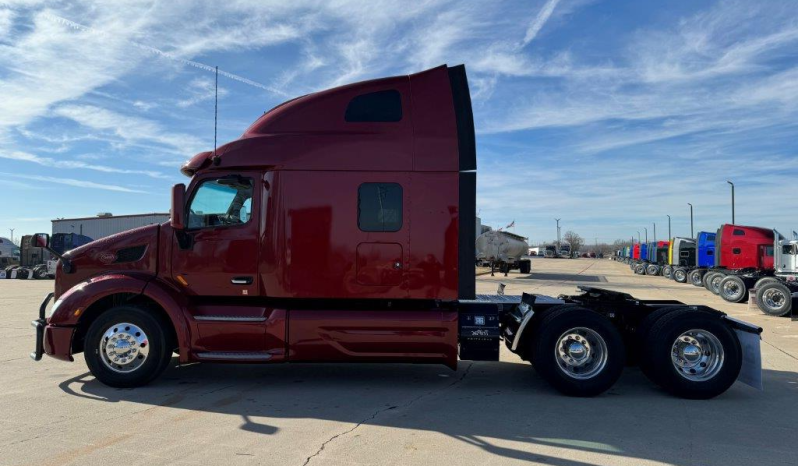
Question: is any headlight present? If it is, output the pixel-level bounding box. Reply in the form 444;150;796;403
47;299;62;319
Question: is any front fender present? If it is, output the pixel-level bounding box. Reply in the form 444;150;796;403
49;274;191;363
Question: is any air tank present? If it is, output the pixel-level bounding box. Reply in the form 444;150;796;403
475;230;529;262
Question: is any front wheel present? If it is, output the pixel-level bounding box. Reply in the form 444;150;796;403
530;307;625;397
719;275;747;303
756;281;792;317
673;268;688;283
689;269;705;287
662;265;673;279
635;264;646;275
84;305;173;388
646;264;660;276
644;309;741;399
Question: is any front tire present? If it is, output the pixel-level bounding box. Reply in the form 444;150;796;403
644;309;741;399
756;281;792;317
719;275;747;303
689;269;704;287
646;264;660;276
635;264;646;275
84;305;173;388
673;268;688;283
530;307;625;397
662;265;673;279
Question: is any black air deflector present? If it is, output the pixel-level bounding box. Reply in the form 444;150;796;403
458;171;476;300
448;65;476;172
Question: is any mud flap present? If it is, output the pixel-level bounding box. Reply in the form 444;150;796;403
734;329;762;390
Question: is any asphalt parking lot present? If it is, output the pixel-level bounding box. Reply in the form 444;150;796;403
1;258;796;466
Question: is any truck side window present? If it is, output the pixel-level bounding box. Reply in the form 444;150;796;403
783;245;796;255
765;246;774;256
732;248;741;254
345;90;402;122
187;177;253;229
358;183;402;232
733;229;745;236
706;250;714;256
680;251;689;258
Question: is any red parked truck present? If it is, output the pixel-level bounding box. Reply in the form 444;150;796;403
31;65;762;399
704;224;775;303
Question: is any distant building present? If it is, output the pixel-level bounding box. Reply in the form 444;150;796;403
52;213;170;240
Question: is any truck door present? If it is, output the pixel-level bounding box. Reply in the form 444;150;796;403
172;173;260;297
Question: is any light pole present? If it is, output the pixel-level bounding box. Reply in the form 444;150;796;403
555;218;561;253
666;215;671;240
687;203;694;237
644;227;648;244
9;228;14;244
653;222;656;243
637;231;641;244
727;180;735;224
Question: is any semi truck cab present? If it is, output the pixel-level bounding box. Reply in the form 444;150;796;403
30;65;762;399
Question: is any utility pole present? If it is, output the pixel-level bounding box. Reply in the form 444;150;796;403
727;180;735;224
666;215;671;240
687;203;694;238
644;227;648;245
9;228;14;244
653;223;656;243
637;231;641;244
555;218;561;254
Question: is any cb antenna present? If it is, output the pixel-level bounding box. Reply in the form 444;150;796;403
211;66;220;166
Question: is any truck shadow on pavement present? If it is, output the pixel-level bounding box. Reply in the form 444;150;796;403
58;360;798;466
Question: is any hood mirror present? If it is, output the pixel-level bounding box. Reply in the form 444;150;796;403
171;183;186;230
33;233;50;248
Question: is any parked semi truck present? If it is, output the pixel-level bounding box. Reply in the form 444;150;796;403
704;224;775;303
642;241;669;276
665;237;696;283
31;65;762;399
475;230;531;275
752;232;797;316
13;233;93;280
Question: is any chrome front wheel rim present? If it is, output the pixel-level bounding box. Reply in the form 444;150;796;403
722;281;742;298
671;329;724;381
99;322;150;373
555;327;608;380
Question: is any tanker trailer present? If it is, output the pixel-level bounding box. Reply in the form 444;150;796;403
476;230;532;276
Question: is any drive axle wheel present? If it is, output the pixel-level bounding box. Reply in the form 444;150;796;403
673;268;688;283
702;272;717;291
662;265;672;279
756;281;792;317
85;305;173;388
719;276;747;303
709;274;723;295
646;264;660;276
635;264;646;275
689;269;704;287
643;309;741;399
530;307;624;397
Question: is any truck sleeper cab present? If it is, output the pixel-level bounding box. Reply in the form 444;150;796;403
30;65;762;399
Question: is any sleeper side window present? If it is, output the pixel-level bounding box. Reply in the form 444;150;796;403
733;229;745;236
187;177;253;229
345;90;402;122
358;183;402;232
732;248;742;254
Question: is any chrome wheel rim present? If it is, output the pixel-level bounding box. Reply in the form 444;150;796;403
762;288;787;310
555;327;608;380
671;329;724;381
722;280;742;299
675;270;686;281
99;322;150;373
711;276;722;292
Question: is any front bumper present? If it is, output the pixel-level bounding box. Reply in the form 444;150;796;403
31;293;75;362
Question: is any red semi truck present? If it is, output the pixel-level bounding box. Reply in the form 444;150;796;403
31;65;762;399
704;224;775;303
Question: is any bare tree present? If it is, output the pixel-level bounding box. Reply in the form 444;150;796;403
563;230;583;258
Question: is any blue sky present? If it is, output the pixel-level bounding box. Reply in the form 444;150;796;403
1;0;797;245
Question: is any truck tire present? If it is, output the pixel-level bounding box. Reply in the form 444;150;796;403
753;277;778;292
84;305;173;388
673;268;688;283
719;275;747;303
643;309;741;399
530;307;625;397
634;264;646;275
756;281;792;317
709;274;723;295
519;260;531;274
703;272;718;292
689;269;704;287
662;265;672;279
646;264;660;276
34;266;48;279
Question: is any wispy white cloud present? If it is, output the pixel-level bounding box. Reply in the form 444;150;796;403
177;77;229;108
0;172;146;193
519;0;560;48
0;150;168;178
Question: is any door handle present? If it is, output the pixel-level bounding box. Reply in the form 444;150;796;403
231;276;253;285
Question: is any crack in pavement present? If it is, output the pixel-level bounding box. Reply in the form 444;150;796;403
301;362;474;466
